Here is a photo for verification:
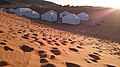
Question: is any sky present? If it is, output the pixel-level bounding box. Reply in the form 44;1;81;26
45;0;120;8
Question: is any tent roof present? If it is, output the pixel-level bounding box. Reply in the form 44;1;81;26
42;10;57;15
44;10;57;15
63;14;79;19
77;12;89;16
16;8;32;11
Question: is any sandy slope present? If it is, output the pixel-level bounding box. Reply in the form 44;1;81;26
0;11;120;67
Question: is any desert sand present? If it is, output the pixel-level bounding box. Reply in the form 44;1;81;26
0;10;120;67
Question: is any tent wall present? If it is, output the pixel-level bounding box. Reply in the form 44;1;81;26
41;10;57;22
8;9;15;14
60;11;70;18
15;8;32;16
31;13;40;18
25;11;40;18
77;12;89;21
62;14;80;25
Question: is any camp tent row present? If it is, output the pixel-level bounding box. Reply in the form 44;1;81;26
41;10;89;25
16;8;40;18
6;8;40;19
5;8;89;25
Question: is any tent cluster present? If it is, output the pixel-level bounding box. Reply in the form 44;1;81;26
5;8;40;19
60;11;90;25
2;8;90;25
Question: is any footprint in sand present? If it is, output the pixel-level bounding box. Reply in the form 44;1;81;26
52;40;56;42
54;42;60;46
52;47;58;50
47;41;53;45
69;48;79;52
38;50;47;58
20;45;34;52
61;42;67;45
42;38;47;41
0;61;8;66
93;52;100;56
84;59;91;63
104;64;116;67
88;54;100;62
55;38;59;40
32;33;38;36
22;34;29;39
37;41;45;46
51;49;61;55
0;42;6;45
4;46;14;51
40;59;48;63
90;59;98;62
31;37;38;42
70;41;77;44
41;63;56;67
0;30;4;33
66;62;81;67
50;55;55;59
77;46;84;49
89;54;100;60
18;31;22;34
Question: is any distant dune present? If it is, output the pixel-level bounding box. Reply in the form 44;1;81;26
0;0;60;8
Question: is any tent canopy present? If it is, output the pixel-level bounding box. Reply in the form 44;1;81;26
62;14;80;25
25;10;40;18
41;10;57;22
15;8;32;15
77;12;89;21
60;11;71;18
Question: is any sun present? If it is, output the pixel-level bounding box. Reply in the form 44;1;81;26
109;1;120;9
114;7;120;9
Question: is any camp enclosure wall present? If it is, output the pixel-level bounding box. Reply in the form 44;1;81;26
62;14;81;25
41;10;57;22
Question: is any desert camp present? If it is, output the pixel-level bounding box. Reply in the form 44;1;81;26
4;8;90;24
0;0;120;67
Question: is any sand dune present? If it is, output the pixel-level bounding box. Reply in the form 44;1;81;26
0;11;120;67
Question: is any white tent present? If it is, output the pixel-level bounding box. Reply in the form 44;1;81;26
0;8;6;11
77;12;89;21
15;8;32;16
25;11;40;18
62;14;80;25
60;11;71;18
41;10;57;22
7;8;16;14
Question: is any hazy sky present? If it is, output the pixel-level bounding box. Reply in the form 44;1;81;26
45;0;120;8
